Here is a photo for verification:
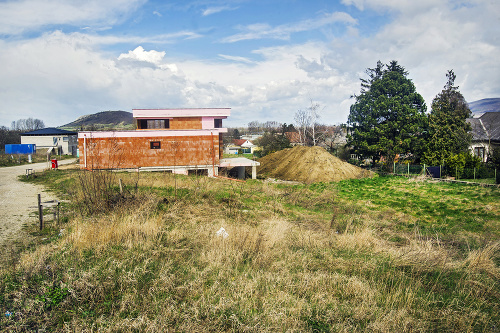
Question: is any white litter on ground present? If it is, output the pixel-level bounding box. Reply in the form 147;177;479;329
216;227;229;239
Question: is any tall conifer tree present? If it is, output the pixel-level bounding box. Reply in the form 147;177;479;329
422;70;472;165
347;61;427;164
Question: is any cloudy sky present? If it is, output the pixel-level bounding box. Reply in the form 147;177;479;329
0;0;499;128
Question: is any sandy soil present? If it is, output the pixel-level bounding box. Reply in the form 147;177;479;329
0;158;77;247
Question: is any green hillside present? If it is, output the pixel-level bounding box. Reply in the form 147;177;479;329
59;111;134;130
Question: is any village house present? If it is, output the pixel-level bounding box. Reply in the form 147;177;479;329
78;108;259;179
224;139;257;155
467;112;500;162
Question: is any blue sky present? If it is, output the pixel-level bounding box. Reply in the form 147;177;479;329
0;0;499;128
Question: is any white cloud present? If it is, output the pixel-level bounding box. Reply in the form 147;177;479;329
325;0;500;108
218;54;255;64
62;31;202;46
118;46;166;65
0;0;146;35
295;55;338;79
221;11;357;43
202;6;238;16
0;28;355;127
341;0;442;13
118;46;178;71
0;32;188;126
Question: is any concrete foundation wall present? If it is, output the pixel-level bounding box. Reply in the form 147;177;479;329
79;134;221;170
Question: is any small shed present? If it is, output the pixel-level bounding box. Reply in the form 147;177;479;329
21;128;78;155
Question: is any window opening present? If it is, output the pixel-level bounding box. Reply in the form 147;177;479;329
140;119;170;129
474;147;485;161
150;141;161;149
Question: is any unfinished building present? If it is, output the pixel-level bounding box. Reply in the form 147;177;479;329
78;108;259;178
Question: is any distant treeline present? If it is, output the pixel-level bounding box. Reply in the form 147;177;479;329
1;118;45;151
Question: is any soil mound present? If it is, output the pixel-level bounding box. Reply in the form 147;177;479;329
257;146;374;183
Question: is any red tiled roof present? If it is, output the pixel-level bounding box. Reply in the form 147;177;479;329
233;139;248;146
285;132;301;143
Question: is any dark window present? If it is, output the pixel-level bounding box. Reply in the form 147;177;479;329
214;119;222;128
148;119;164;129
140;119;170;129
474;147;485;161
150;141;161;149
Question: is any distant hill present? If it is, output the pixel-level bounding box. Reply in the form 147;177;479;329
60;111;134;130
468;98;500;117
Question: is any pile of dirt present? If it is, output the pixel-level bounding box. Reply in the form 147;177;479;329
257;146;374;183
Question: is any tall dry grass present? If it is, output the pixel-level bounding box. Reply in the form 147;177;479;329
64;195;164;253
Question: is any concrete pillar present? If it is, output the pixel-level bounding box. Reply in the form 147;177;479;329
237;166;245;179
173;168;188;175
252;165;257;179
208;167;219;177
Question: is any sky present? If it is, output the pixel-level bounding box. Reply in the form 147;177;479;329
0;0;499;128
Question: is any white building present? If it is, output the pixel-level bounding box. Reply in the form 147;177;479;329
21;128;78;155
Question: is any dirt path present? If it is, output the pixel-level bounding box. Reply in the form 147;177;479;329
0;159;77;247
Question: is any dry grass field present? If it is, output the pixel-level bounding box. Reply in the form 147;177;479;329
1;169;499;332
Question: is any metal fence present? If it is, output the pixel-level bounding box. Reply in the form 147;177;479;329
392;163;498;183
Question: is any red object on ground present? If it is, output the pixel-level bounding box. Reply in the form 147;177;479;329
51;159;58;169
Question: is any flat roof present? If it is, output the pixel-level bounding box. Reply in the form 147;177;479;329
22;127;77;136
133;108;231;119
219;157;260;167
78;129;227;138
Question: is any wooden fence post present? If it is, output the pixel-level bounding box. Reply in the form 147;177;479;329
38;194;43;230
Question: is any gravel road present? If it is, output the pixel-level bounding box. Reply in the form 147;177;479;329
0;159;77;247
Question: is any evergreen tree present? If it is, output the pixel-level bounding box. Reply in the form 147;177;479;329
232;129;241;140
422;70;472;165
347;61;427;164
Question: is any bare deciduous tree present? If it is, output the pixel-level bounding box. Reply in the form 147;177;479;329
11;117;45;131
294;109;308;145
294;100;323;146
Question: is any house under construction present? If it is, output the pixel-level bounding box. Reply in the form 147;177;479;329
78;108;259;179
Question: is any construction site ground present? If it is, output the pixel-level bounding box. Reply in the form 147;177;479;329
257;146;374;183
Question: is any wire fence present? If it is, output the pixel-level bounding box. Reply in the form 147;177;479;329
392;163;499;184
